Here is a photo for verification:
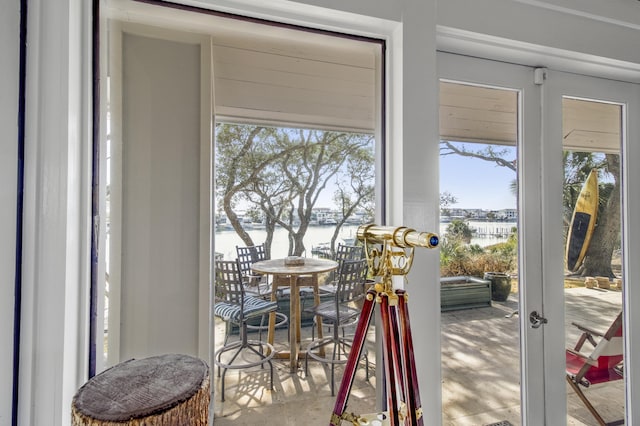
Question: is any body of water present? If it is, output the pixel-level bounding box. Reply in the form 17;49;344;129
214;224;361;260
215;221;515;260
441;220;516;247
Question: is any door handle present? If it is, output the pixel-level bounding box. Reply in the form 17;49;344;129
529;311;548;329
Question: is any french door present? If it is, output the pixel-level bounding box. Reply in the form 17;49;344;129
542;70;640;425
438;52;640;424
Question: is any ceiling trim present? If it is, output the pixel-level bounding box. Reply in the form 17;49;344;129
126;0;387;45
436;26;640;84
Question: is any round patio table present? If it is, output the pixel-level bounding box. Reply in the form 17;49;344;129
252;257;338;372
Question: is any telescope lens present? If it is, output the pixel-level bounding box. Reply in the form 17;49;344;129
429;235;439;247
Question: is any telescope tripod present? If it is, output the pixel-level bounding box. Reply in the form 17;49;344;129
330;283;423;426
329;224;438;426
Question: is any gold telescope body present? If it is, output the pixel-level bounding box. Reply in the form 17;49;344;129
356;224;438;249
356;224;439;281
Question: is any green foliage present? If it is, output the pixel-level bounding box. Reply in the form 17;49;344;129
439;191;457;217
440;230;517;277
215;123;374;255
446;219;473;243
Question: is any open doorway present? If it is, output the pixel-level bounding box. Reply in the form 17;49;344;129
96;0;384;420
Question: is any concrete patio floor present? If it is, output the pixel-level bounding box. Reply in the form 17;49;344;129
211;286;624;425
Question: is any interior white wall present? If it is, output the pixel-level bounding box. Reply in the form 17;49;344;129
117;33;202;360
11;0;640;424
0;1;19;425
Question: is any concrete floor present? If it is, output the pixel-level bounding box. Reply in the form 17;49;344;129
211;287;624;425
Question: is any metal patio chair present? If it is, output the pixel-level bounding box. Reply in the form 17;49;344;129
318;243;365;295
213;259;278;402
236;244;288;339
304;258;370;396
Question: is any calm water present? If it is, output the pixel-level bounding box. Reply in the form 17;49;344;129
214;225;361;260
445;221;517;247
214;221;514;260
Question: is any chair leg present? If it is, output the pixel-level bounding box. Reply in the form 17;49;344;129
330;337;340;396
258;314;265;341
305;349;310;376
223;320;232;345
566;375;624;426
269;358;274;391
219;343;244;402
364;350;370;382
220;369;226;402
215;322;276;403
306;320;370;397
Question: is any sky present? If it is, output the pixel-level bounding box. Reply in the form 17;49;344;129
440;144;517;210
315;143;518;211
226;140;518;212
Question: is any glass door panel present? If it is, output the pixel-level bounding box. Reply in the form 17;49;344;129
440;81;521;425
438;51;543;425
542;69;640;425
561;97;625;425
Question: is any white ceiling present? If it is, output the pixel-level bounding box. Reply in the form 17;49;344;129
106;0;380;132
106;0;621;151
440;82;622;153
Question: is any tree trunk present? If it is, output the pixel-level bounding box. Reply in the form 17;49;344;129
581;155;620;278
292;231;306;256
224;195;254;247
72;354;209;426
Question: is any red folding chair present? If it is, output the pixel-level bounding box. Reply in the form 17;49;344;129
566;311;624;426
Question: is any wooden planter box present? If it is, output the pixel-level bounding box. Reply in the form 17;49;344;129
441;276;492;311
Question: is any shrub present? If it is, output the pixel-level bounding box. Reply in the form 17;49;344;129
446;219;473;243
440;233;517;277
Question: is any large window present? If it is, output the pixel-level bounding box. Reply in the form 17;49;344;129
98;0;383;404
214;123;375;260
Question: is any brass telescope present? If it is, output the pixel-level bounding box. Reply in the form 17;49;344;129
331;224;439;426
356;224;439;249
356;224;438;279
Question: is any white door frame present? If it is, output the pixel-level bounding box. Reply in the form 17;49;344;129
438;51;546;424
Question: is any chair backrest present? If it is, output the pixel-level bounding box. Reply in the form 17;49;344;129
335;244;364;264
567;311;624;386
329;244;364;283
591;312;623;368
236;244;268;279
214;259;245;306
335;258;368;304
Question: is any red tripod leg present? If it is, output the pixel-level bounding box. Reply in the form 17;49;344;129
397;289;424;425
380;292;403;426
330;288;377;426
389;293;411;424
